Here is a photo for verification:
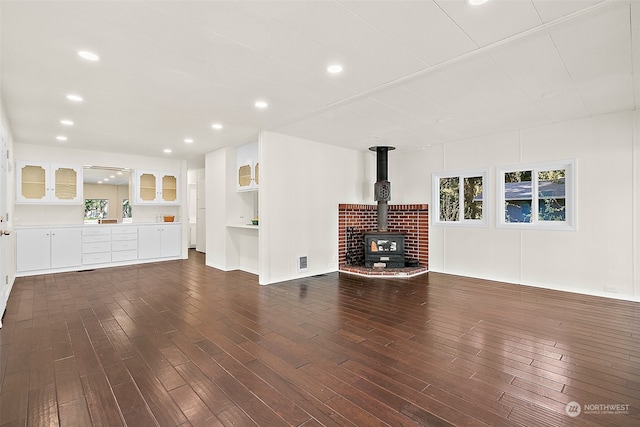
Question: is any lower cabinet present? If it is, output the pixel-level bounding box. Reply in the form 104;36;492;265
138;225;181;259
110;226;138;262
82;227;112;265
81;226;139;265
16;228;82;272
16;224;180;276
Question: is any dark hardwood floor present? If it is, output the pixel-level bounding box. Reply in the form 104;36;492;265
1;249;639;426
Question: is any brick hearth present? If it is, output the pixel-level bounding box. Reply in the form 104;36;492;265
338;204;428;275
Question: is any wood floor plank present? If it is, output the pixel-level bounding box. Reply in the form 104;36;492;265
123;353;188;426
26;384;59;427
81;373;125;427
1;249;638;426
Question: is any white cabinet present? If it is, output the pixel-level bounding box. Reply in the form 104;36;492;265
110;226;138;262
81;226;139;265
82;228;112;265
16;161;83;204
135;170;179;204
15;224;179;276
16;228;82;272
237;141;259;192
138;224;181;259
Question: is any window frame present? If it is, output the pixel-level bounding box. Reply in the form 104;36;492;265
497;159;576;231
432;168;489;228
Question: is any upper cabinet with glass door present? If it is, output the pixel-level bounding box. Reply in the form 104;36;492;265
134;170;179;204
16;161;83;204
237;141;259;192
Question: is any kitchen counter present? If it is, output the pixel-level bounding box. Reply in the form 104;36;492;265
15;222;181;229
226;224;259;230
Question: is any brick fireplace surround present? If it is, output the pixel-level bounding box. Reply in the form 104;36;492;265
338;204;428;277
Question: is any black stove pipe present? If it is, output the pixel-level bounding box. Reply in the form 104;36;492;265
369;146;395;232
375;146;389;182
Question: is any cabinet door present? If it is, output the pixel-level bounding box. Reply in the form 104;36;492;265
51;164;82;203
138;226;180;259
238;163;253;191
237;141;258;192
16;229;51;271
16;162;82;204
161;174;178;203
160;225;181;257
51;228;82;268
137;171;158;203
136;171;180;204
16;161;48;203
138;226;162;259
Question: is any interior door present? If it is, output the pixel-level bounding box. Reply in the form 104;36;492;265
0;124;9;327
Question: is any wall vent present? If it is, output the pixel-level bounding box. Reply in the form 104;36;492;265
298;256;308;272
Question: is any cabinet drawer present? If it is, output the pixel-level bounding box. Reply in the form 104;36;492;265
111;250;138;262
82;234;111;243
82;252;111;265
111;226;137;235
112;240;138;251
82;242;111;254
111;233;137;242
82;228;111;236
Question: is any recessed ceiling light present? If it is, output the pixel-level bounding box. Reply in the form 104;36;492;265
327;64;343;74
164;148;172;153
468;0;489;5
110;175;115;179
66;94;83;102
98;181;103;184
56;135;68;141
184;138;194;143
103;178;109;182
60;119;74;126
254;100;268;109
116;171;123;175
211;123;223;130
78;50;100;61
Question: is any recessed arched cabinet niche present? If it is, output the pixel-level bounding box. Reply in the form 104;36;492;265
16;161;83;204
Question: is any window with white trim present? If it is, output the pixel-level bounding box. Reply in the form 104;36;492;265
433;169;488;227
497;160;576;230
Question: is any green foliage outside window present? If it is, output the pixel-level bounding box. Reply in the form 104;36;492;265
85;199;109;220
122;198;132;219
439;177;459;221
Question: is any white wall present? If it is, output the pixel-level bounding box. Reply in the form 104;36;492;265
204;147;235;270
391;111;639;301
258;131;370;285
195;168;206;253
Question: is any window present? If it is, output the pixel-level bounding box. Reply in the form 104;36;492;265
84;199;109;223
498;160;576;230
122;198;132;219
433;169;488;227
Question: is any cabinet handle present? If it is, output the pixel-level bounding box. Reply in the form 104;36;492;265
0;230;10;236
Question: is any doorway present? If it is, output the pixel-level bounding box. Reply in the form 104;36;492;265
0;124;9;327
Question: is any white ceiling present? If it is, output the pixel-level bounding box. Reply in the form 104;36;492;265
1;0;638;167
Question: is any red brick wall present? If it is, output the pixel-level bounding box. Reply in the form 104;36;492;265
338;204;428;268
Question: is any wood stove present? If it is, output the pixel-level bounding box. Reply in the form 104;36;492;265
364;146;406;268
364;232;405;268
